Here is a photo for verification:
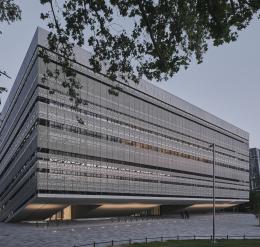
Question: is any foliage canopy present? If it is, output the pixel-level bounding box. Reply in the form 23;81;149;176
40;0;260;83
0;0;260;105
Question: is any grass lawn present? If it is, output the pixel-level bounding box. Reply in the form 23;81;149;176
127;239;260;247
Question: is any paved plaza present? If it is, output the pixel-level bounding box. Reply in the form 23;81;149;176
0;213;260;247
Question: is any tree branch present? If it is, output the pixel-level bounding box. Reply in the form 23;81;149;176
137;1;163;61
0;70;11;79
49;0;60;32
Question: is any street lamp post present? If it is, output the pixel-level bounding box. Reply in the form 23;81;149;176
210;143;216;244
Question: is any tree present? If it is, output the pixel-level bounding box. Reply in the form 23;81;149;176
0;0;21;104
250;191;260;226
39;0;260;84
38;0;260;105
1;0;260;105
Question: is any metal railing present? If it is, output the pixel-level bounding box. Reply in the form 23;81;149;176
73;234;260;247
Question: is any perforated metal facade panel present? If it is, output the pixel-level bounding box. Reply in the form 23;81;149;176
0;28;249;222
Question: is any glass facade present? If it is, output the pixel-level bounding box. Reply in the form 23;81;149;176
249;148;260;190
0;28;249;222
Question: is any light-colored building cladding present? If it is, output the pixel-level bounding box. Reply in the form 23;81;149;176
0;28;249;222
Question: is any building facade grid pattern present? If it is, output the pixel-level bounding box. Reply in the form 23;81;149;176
0;28;249;222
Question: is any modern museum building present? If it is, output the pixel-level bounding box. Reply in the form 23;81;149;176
0;28;250;222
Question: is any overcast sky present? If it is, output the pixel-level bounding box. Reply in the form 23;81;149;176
0;1;259;148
